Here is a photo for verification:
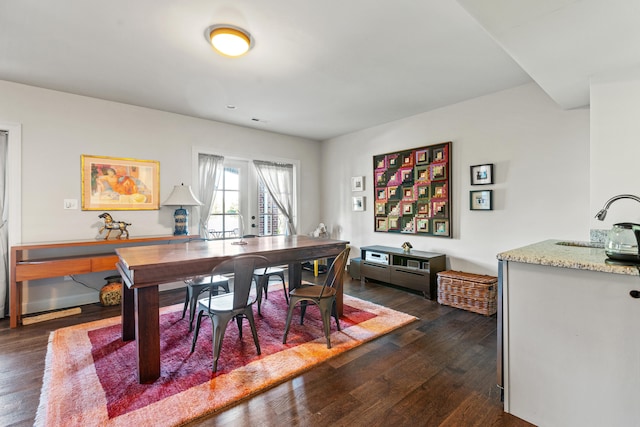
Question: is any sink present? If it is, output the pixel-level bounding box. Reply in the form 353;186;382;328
556;241;604;249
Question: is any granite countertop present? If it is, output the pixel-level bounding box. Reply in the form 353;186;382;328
497;239;640;276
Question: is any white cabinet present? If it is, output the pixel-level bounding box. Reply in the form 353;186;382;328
501;261;640;426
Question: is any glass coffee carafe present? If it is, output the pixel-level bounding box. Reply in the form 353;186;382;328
605;222;640;263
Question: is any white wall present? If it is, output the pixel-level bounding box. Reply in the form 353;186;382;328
590;67;640;229
321;83;590;275
0;80;322;313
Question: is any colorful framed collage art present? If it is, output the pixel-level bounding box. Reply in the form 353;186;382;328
373;141;451;237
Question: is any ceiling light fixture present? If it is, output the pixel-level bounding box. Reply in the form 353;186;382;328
205;24;253;57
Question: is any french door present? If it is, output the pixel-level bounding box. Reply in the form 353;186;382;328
207;159;257;238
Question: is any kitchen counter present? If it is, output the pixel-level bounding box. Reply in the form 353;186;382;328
497;239;639;275
498;239;640;427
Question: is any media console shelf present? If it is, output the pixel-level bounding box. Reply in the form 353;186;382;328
9;235;195;328
360;245;446;299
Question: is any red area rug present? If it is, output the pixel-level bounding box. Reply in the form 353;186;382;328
35;286;416;426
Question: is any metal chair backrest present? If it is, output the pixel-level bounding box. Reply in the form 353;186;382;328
208;255;269;309
318;247;351;298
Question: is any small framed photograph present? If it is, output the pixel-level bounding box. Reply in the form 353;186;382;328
352;196;365;211
470;163;494;185
470;190;493;211
352;176;364;192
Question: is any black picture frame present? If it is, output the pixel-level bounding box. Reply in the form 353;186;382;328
470;163;494;185
470;190;493;211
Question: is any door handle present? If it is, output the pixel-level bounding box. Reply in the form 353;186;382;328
630;290;640;299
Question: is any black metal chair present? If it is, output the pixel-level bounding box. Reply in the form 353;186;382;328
181;274;230;332
283;247;351;349
191;255;269;372
254;266;288;310
241;235;288;313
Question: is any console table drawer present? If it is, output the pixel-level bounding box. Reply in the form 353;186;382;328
16;258;92;281
361;261;390;282
91;255;120;272
391;267;428;291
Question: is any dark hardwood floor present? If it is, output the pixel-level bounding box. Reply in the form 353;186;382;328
0;271;533;427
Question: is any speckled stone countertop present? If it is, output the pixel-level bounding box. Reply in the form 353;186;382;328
497;239;640;276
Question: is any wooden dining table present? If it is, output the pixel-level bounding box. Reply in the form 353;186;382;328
115;235;349;383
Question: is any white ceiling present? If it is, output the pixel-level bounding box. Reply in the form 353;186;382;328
1;1;637;141
457;0;640;110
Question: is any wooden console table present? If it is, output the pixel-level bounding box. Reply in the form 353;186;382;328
9;235;193;328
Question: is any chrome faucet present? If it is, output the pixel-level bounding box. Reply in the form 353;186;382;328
595;194;640;221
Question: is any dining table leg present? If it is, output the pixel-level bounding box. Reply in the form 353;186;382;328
134;285;161;384
288;262;302;290
121;281;135;341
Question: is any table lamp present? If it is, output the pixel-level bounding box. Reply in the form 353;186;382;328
162;183;203;235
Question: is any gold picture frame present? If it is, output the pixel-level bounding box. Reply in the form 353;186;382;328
81;154;160;210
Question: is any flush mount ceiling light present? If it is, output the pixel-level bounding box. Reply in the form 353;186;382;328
205;24;253;57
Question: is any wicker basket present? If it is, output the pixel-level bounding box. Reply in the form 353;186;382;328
437;270;497;316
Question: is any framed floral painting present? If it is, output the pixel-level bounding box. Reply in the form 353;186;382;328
81;154;160;210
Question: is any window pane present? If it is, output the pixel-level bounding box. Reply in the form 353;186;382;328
224;191;239;214
226;214;240;233
225;168;239;190
208;214;223;233
206;165;244;239
257;179;289;237
211;192;223;214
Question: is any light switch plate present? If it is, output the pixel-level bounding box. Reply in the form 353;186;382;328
63;199;78;210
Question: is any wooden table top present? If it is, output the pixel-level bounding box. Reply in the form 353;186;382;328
116;235;349;287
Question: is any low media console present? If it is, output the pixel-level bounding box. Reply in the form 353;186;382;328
360;245;446;299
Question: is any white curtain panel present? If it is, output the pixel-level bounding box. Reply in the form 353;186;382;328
253;160;296;235
197;153;224;239
0;131;7;317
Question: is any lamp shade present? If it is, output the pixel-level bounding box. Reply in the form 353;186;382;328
162;184;203;207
